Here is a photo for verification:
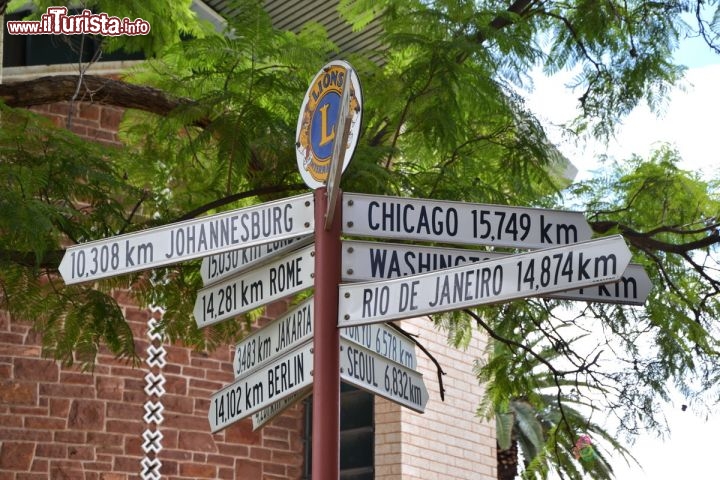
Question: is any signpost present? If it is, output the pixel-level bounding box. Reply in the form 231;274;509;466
338;235;632;326
342;193;593;249
201;235;312;286
232;295;417;377
55;59;654;480
342;240;651;306
208;341;314;433
194;244;315;328
294;58;363;480
59;193;314;284
340;339;428;413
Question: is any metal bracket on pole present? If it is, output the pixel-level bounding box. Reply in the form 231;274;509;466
324;67;353;230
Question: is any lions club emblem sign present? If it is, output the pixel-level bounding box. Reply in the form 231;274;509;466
296;60;362;189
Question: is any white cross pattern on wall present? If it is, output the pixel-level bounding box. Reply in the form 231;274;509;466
146;344;167;369
147;317;165;342
143;401;165;425
140;456;162;480
144;372;166;397
141;308;166;480
142;429;164;454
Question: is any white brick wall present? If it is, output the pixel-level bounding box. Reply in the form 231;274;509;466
375;317;496;479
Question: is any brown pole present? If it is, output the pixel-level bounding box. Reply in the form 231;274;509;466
311;186;341;479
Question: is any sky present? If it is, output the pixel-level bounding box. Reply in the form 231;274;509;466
521;30;720;480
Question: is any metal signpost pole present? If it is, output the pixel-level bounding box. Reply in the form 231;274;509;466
298;60;360;480
312;187;342;480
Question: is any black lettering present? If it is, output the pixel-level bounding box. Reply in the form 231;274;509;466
540;215;552;244
127;241;137;264
578;253;591;280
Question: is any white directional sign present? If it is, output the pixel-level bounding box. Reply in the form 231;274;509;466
233;298;313;378
338;235;632;326
194;244;315;328
342;193;592;249
252;386;312;431
342;240;651;306
340;340;428;413
209;341;313;433
342;240;503;280
340;322;417;369
201;235;313;286
59;193;314;284
548;263;651;306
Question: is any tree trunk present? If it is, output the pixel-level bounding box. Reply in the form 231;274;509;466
497;438;519;480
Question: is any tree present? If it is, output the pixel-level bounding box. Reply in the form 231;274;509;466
1;0;719;477
478;323;636;479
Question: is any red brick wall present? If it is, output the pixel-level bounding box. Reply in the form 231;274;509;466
0;101;306;479
0;291;306;479
30;102;125;148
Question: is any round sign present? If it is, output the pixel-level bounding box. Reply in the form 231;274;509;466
295;60;362;189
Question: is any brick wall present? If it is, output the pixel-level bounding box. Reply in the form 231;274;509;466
0;288;305;480
375;317;497;479
0;101;305;479
2;98;498;479
30;102;125;148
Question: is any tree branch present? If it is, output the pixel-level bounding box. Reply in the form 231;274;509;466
0;249;64;269
464;308;577;441
0;75;211;128
473;0;537;44
590;220;720;254
389;322;447;401
171;183;308;222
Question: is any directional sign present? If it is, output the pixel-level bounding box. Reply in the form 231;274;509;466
209;340;313;433
338;235;632;326
201;235;313;286
249;327;420;431
342;240;651;306
233;298;313;378
341;240;503;281
340;322;417;369
59;193;314;284
340;339;428;413
194;244;315;328
342;193;592;249
252;386;312;431
549;263;652;306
